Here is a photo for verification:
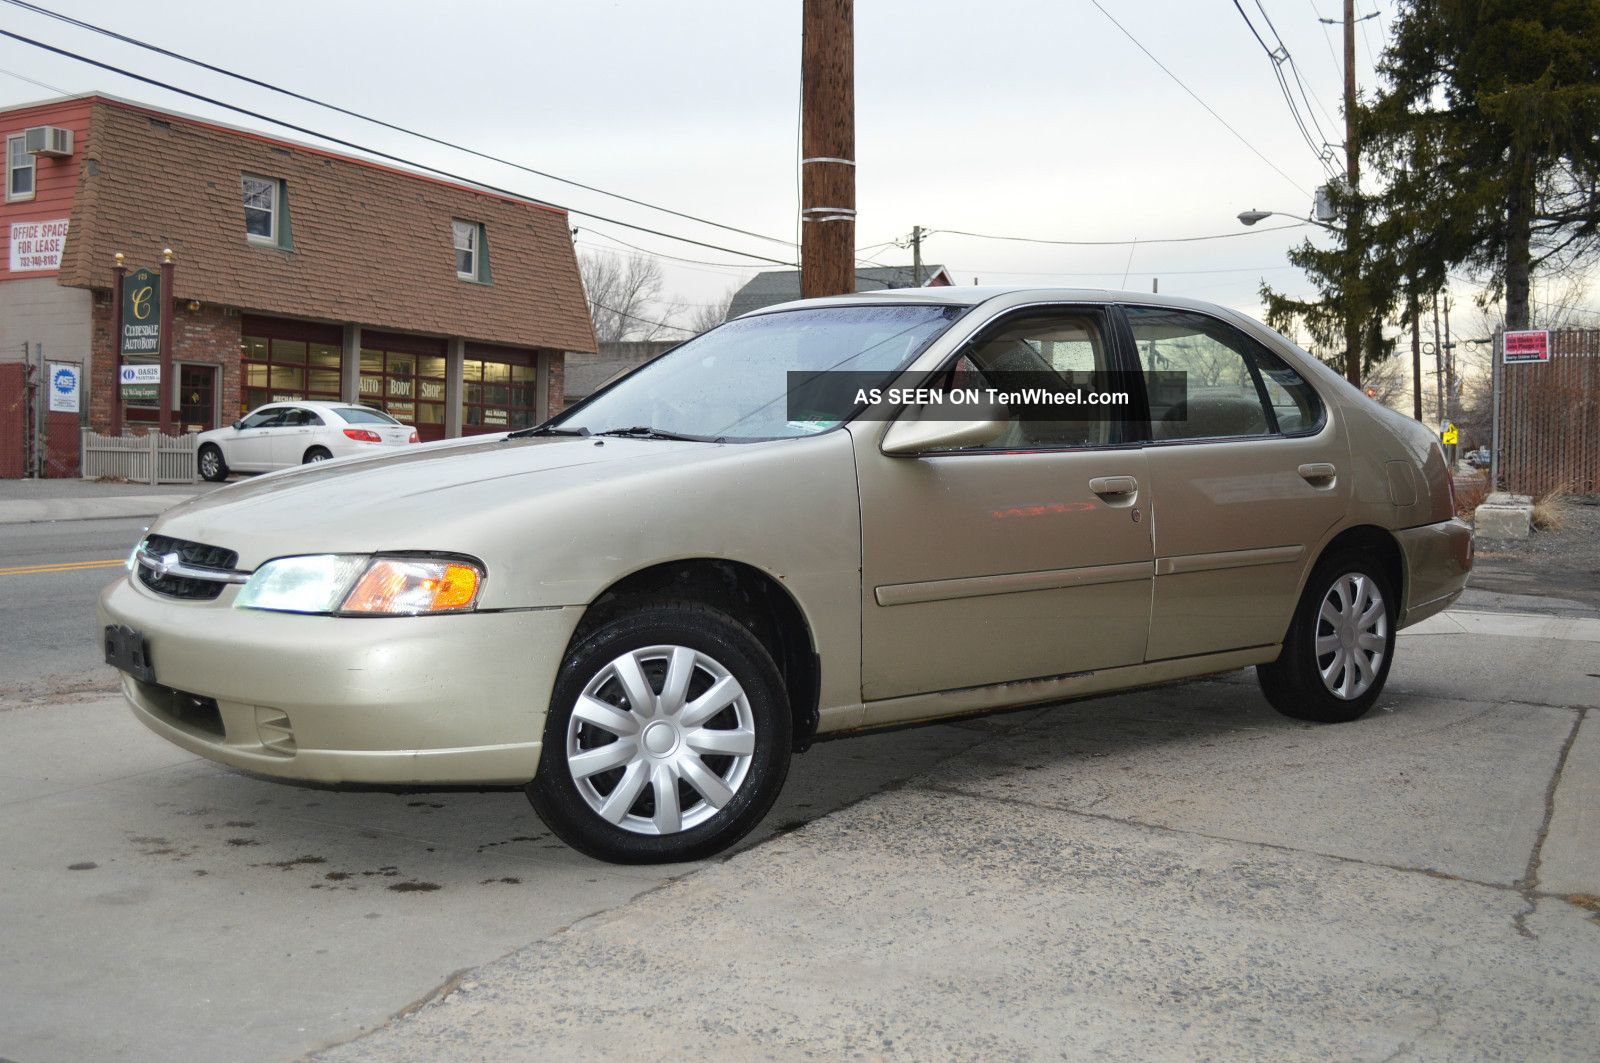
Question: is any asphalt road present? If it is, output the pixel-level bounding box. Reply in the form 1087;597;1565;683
0;517;147;703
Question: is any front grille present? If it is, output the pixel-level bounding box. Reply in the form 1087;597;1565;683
137;534;241;601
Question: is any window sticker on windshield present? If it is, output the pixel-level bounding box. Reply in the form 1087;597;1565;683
785;419;833;434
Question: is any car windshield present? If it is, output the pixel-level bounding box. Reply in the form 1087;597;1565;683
543;304;965;441
336;407;401;426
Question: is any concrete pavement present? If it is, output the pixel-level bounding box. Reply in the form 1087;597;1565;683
0;480;217;524
312;610;1600;1063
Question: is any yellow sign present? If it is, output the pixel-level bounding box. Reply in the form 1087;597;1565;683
1442;425;1459;446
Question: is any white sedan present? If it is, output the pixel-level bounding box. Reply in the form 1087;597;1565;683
197;401;418;481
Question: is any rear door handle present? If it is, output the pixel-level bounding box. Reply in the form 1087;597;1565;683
1089;475;1139;498
1298;462;1337;486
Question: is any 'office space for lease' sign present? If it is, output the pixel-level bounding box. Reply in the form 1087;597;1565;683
8;219;68;272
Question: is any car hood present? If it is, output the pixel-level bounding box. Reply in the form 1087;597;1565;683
151;434;713;567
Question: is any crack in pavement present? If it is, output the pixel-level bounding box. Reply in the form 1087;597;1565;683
913;779;1596;913
1513;705;1590;939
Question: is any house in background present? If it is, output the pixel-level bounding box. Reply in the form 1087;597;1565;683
1;93;595;476
725;264;954;320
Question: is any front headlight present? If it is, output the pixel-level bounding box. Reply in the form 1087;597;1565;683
235;554;483;616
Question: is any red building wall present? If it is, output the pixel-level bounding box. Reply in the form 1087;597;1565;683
0;97;91;284
0;363;24;478
89;296;241;432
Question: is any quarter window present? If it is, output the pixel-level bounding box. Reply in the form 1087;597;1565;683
7;135;35;201
242;175;279;242
1127;307;1274;442
454;220;484;280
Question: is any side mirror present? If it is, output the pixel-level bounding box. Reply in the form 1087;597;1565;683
880;401;1007;456
232;420;244;430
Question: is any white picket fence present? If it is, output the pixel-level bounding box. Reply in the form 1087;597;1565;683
81;429;198;484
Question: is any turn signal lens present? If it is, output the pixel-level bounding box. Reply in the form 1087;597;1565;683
339;559;482;615
343;428;383;443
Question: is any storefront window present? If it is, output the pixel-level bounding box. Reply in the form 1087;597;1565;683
359;342;447;436
242;333;341;414
463;354;538;432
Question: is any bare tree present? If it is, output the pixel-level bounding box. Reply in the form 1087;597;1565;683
579;252;678;344
685;286;737;335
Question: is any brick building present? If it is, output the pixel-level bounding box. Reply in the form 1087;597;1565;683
1;93;595;476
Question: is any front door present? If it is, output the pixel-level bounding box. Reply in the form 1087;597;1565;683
855;305;1154;712
178;364;218;433
1124;304;1350;660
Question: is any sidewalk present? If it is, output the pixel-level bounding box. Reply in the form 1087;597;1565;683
315;609;1600;1062
0;480;219;524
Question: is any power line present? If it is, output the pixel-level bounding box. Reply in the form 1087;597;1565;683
1230;0;1339;177
1083;0;1309;195
0;28;799;268
0;0;796;251
0;64;66;94
931;221;1309;247
587;297;696;336
577;227;770;271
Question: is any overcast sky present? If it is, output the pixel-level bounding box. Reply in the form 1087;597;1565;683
3;0;1592;337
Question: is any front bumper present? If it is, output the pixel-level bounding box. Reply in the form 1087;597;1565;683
99;575;582;785
1395;517;1473;628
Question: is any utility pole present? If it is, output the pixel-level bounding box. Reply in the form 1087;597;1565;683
1341;0;1362;388
1442;292;1455;427
800;0;855;299
1440;291;1452;429
1409;291;1422;421
910;225;923;287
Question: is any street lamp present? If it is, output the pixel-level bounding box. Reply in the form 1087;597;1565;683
1237;208;1342;233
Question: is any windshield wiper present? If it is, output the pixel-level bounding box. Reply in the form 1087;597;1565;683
594;426;708;442
508;424;590;439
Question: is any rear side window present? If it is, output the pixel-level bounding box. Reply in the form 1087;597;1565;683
1126;307;1321;440
336;407;401;426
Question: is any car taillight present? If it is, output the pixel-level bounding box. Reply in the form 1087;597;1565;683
344;428;382;443
408;430;419;444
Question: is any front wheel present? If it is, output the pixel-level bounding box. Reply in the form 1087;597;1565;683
197;444;228;482
528;602;792;864
1257;550;1396;723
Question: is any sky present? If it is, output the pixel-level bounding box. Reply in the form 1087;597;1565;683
2;0;1594;342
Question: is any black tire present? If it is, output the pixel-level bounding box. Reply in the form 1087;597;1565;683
527;602;792;864
302;446;333;464
198;444;229;482
1257;548;1397;723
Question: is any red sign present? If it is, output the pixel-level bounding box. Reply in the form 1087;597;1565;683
1503;329;1551;364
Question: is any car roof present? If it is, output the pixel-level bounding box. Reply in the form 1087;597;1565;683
253;400;376;413
737;285;1250;319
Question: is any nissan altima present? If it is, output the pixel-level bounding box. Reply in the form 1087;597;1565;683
101;287;1472;864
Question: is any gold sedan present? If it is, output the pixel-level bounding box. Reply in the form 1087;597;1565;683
100;288;1472;864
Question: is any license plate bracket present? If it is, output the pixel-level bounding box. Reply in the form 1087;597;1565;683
103;624;156;683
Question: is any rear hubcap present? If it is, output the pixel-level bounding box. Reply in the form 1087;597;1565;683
565;645;755;836
1315;573;1387;700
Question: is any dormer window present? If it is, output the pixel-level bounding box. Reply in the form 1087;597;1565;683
454;219;489;282
242;174;280;243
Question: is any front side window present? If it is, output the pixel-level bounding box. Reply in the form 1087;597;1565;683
7;135;34;201
240;407;285;429
549;304;963;441
1127;307;1274;442
242;175;278;242
453;220;480;279
927;310;1121;451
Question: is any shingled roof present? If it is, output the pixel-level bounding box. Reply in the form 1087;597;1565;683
56;97;596;353
726;264;953;319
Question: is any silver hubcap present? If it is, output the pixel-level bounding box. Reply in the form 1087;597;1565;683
308;452;327;462
200;451;218;476
565;645;756;836
1316;573;1387;700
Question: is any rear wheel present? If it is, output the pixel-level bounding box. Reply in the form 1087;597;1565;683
1257;549;1396;723
528;603;791;864
198;444;228;482
302;446;332;464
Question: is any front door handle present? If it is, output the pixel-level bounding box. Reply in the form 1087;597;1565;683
1298;462;1337;486
1089;475;1139;499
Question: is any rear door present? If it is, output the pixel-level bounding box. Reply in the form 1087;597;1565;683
855;304;1154;717
268;407;325;467
1124;304;1348;660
